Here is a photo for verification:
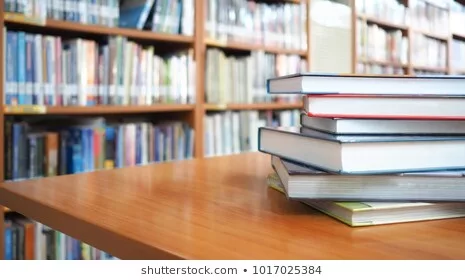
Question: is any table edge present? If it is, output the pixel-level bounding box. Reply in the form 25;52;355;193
0;187;185;260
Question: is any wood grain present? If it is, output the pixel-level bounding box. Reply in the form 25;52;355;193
4;13;194;44
205;39;307;56
357;14;408;31
1;153;465;260
193;0;206;158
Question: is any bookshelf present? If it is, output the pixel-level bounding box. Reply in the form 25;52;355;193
0;0;310;260
351;0;465;75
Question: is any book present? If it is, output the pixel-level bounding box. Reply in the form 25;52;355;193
4;0;119;27
3;29;196;106
119;0;155;29
267;171;465;227
411;33;447;70
205;0;307;51
301;94;465;119
204;110;300;157
149;0;195;35
4;117;194;181
204;48;306;104
451;39;465;74
266;73;465;95
3;214;117;260
259;126;465;174
270;155;465;201
300;114;465;135
357;0;408;25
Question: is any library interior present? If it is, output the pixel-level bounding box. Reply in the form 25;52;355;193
0;0;465;260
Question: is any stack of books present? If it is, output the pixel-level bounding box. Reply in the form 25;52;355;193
258;73;465;227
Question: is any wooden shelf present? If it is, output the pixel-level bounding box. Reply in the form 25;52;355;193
412;65;448;72
359;59;408;68
357;14;408;31
453;32;465;41
3;104;195;115
1;153;465;260
4;12;194;44
204;102;303;111
205;39;307;56
451;69;465;75
3;207;10;213
412;29;449;41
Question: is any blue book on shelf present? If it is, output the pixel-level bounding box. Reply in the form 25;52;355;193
119;0;155;29
25;34;34;105
66;127;84;174
4;223;12;260
30;33;37;105
88;128;94;171
17;32;26;105
116;126;124;168
5;31;17;105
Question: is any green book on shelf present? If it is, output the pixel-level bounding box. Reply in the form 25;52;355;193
266;172;465;227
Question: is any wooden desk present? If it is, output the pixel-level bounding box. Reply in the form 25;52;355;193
1;152;465;260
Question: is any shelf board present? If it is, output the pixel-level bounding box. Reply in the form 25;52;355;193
412;65;448;72
4;12;194;44
3;207;10;213
204;102;303;111
412;29;449;41
359;59;408;68
357;15;408;31
453;32;465;41
205;39;307;56
451;69;465;75
4;104;196;115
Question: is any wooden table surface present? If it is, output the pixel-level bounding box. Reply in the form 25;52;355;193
1;152;465;260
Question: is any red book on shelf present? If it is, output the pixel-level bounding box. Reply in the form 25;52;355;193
303;94;465;120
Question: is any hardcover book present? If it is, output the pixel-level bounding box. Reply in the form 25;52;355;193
266;171;465;226
259;126;465;174
266;73;465;95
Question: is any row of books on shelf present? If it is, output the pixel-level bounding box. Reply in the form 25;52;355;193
414;69;448;74
355;0;409;26
410;0;450;36
119;0;194;35
356;20;408;64
3;29;196;106
5;0;119;27
259;73;465;227
356;0;452;37
452;39;465;72
451;0;465;35
356;64;406;75
205;48;306;105
4;117;194;181
205;0;307;51
204;109;299;157
4;213;118;260
411;33;447;69
4;0;195;36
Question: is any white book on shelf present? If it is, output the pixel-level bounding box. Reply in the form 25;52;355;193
310;0;352;74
